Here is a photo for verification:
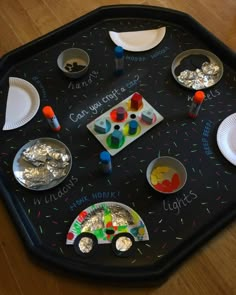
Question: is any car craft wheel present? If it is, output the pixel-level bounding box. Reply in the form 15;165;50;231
73;232;98;257
111;232;135;257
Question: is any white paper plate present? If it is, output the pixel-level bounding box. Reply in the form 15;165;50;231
3;77;40;130
109;27;166;52
217;113;236;165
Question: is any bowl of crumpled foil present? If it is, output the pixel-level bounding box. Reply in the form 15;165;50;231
13;137;72;190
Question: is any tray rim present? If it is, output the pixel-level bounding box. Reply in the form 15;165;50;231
0;4;235;78
0;4;235;285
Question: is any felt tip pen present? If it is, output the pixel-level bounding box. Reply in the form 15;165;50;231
42;106;61;131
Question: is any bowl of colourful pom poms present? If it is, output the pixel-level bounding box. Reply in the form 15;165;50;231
146;156;187;194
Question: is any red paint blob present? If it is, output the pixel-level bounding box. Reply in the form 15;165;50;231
106;221;113;228
154;173;180;193
67;232;74;240
77;210;87;221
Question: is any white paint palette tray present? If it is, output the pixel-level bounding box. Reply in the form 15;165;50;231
87;92;164;156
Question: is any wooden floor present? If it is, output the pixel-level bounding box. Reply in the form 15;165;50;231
0;0;235;294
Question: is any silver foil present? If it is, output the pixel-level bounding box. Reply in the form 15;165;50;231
81;205;134;232
177;61;220;89
115;236;133;252
79;237;94;253
19;141;70;188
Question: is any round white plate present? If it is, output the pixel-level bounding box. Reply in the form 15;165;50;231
217;113;236;165
109;27;166;52
3;77;40;130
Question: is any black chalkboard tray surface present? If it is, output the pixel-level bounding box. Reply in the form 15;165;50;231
0;5;235;285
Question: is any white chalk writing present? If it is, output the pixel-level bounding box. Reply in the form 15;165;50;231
33;176;78;206
202;120;214;156
69;191;120;211
163;190;198;215
68;70;99;90
68;74;140;124
187;89;221;102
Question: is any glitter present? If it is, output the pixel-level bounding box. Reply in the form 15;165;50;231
224;171;231;175
161;243;167;249
39;226;43;234
137;248;143;255
176;237;183;240
206;208;211;214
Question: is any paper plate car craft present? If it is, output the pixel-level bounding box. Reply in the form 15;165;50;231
66;201;149;257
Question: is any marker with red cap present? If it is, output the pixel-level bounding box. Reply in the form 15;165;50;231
188;91;205;118
42;106;61;131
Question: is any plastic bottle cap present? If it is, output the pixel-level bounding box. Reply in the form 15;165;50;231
194;91;205;103
114;46;124;58
42;106;55;118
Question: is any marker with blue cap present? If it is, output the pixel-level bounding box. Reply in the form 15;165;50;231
100;151;112;174
114;46;124;75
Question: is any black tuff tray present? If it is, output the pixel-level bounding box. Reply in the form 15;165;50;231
0;5;235;285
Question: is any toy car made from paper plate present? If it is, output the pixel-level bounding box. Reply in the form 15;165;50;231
66;201;149;257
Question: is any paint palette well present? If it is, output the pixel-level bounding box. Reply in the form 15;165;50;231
87;92;164;156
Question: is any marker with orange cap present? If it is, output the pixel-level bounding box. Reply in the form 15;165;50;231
188;91;205;118
42;106;61;131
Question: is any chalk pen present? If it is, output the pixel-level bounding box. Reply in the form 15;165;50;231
188;91;205;118
114;46;124;75
100;151;112;174
42;105;61;131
